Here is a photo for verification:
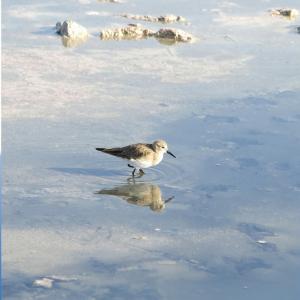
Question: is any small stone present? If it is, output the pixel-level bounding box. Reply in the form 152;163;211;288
86;11;100;16
132;236;148;240
155;28;194;42
33;278;54;289
256;240;267;244
157;15;187;23
270;8;299;19
55;22;62;33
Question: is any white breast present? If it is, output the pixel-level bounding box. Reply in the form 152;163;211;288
129;159;153;169
130;153;164;169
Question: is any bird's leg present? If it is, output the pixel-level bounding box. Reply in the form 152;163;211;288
132;168;136;177
127;176;136;184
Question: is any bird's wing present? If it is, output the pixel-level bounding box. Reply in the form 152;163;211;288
121;144;153;160
96;147;125;157
96;143;153;159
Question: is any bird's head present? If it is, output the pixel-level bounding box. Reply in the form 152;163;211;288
152;140;176;158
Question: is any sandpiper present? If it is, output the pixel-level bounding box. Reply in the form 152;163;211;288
95;139;176;176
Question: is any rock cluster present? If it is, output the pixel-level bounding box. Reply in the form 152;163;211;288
100;24;155;40
100;24;194;42
56;7;193;46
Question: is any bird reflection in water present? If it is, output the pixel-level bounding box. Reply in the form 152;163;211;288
95;181;174;212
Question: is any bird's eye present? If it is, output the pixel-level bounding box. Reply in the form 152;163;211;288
162;146;165;149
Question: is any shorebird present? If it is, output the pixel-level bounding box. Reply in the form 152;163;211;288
95;139;176;176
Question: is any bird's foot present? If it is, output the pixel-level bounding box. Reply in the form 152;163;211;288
131;168;144;178
128;164;134;168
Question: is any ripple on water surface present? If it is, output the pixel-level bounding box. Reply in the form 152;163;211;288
88;157;185;189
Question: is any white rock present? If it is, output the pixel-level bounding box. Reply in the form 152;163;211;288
56;20;89;39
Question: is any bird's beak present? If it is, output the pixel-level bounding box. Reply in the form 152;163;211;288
167;150;176;158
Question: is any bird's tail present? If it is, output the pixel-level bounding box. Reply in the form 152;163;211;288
95;147;124;157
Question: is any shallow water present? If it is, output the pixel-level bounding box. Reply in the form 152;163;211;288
2;0;300;299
